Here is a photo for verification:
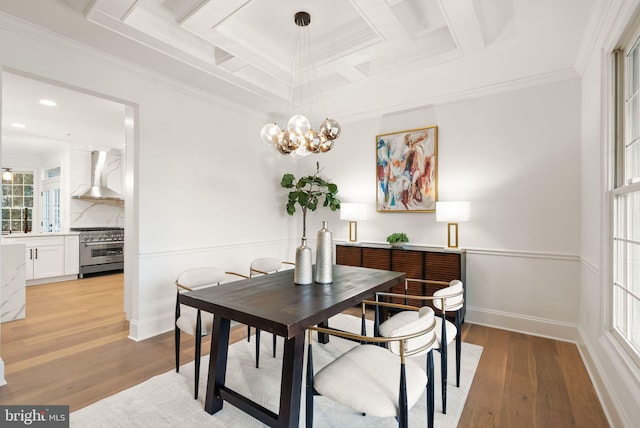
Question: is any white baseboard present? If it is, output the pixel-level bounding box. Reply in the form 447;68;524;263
128;313;174;341
575;328;625;428
26;274;78;286
465;306;579;342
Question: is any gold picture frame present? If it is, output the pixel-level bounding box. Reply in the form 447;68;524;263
376;126;438;212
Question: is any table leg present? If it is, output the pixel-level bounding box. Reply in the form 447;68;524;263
204;317;230;414
317;319;329;344
277;333;305;427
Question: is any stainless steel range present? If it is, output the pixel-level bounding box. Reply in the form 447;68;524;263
71;227;124;278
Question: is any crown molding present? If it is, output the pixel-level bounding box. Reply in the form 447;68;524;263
0;11;265;120
338;67;580;124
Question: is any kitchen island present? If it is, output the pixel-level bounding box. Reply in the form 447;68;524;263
1;242;26;322
2;231;79;286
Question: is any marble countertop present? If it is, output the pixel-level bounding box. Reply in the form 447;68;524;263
2;231;80;238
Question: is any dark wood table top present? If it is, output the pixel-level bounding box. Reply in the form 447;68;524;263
180;264;405;339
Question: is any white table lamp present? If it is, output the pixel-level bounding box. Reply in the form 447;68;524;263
340;203;367;242
436;201;470;248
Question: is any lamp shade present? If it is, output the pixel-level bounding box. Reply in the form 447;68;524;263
340;203;367;221
2;168;13;181
436;201;470;222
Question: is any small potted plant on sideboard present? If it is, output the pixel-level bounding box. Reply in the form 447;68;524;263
386;232;409;248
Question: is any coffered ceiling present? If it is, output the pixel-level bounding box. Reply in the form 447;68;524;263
0;0;603;157
56;0;599;117
81;0;494;105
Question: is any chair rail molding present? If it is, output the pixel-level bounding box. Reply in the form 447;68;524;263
465;247;580;262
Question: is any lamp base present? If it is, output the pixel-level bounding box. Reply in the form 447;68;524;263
447;223;459;248
348;221;358;242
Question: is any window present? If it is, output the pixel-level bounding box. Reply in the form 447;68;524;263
42;170;61;233
612;35;640;365
1;171;34;233
45;166;60;180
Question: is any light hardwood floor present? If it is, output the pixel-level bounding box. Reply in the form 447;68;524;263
0;274;609;427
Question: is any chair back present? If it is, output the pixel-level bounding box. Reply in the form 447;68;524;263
382;306;436;357
250;258;283;276
433;280;464;312
176;267;226;291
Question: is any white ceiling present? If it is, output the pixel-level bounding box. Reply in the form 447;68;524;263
2;72;125;157
0;0;602;157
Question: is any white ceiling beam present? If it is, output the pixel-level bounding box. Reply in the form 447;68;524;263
350;0;412;45
437;0;486;56
180;0;251;31
88;0;138;21
172;0;209;24
65;0;97;14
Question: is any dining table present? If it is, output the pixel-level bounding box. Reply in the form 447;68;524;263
179;263;405;428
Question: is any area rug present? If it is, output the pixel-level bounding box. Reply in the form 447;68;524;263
71;314;482;427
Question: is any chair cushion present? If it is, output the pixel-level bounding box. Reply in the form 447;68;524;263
378;306;435;356
176;305;214;336
313;344;427;418
434;316;457;346
250;258;282;275
177;267;226;289
433;280;464;312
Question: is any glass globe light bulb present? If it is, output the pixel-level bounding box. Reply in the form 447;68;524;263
305;129;322;153
260;123;281;146
319;118;341;141
278;130;300;152
319;137;334;153
287;115;311;137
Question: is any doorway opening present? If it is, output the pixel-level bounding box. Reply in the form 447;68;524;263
1;69;137;321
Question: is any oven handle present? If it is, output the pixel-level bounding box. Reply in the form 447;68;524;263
84;241;125;246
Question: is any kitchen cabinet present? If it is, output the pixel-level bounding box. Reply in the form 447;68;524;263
64;235;80;275
3;233;79;284
335;242;466;320
24;237;65;280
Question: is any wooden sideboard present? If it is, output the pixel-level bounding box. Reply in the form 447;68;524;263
335;243;466;321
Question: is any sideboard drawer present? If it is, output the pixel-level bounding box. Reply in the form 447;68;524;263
335;245;361;267
336;243;466;321
362;247;391;270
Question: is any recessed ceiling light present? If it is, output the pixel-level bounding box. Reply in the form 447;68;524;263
39;99;57;107
11;123;26;128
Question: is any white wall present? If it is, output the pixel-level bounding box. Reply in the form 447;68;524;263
301;79;582;342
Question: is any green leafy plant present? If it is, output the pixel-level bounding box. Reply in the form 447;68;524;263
386;232;409;244
281;162;340;238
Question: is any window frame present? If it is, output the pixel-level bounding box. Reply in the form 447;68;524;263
41;177;61;233
610;26;640;368
1;170;35;233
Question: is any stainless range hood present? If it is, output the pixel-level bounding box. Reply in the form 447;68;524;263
72;151;123;201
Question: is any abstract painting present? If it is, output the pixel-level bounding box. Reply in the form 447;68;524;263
376;126;437;212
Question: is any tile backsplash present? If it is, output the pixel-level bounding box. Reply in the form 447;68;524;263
69;151;124;228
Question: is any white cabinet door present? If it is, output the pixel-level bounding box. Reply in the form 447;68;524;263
32;245;65;279
9;235;75;282
24;246;35;280
64;235;79;275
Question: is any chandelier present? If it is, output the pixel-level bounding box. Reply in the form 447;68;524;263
260;11;341;157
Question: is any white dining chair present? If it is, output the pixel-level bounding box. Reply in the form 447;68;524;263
306;299;437;428
246;257;294;368
175;266;247;399
375;279;464;414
